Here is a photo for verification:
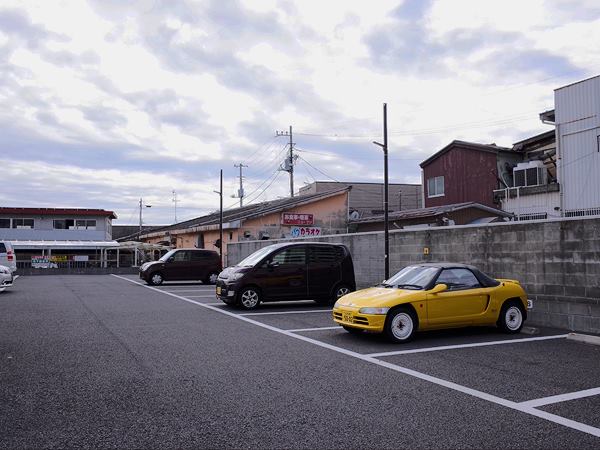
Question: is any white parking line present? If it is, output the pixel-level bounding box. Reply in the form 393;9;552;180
519;387;600;408
239;309;333;316
180;295;216;298
159;289;213;293
288;326;342;332
366;335;569;357
111;275;600;438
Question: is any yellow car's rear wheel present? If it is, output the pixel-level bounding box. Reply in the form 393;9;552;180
384;307;417;343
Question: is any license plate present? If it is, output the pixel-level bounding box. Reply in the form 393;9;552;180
527;299;533;309
216;286;221;295
342;312;353;323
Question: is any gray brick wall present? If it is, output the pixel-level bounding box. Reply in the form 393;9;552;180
227;217;600;334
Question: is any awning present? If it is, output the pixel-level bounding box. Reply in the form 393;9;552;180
10;240;121;250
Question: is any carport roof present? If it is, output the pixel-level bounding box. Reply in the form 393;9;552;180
10;240;120;250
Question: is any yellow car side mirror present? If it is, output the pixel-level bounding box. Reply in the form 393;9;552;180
429;283;448;294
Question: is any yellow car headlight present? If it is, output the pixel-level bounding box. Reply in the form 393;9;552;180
358;307;390;315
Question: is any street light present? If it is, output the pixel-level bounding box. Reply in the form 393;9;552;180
373;103;389;281
138;198;152;241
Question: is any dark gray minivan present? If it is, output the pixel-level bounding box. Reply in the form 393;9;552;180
216;242;356;309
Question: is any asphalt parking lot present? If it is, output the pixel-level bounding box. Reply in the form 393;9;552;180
1;274;599;448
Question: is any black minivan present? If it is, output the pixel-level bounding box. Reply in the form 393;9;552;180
216;242;356;309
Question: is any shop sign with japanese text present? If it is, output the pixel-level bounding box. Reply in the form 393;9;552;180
282;213;314;225
290;226;321;238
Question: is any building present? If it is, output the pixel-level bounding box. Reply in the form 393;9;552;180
554;75;600;217
0;207;119;268
493;130;560;220
298;181;422;219
494;74;600;220
349;202;512;233
141;188;351;264
420;141;522;209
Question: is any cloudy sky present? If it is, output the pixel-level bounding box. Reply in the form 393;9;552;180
2;0;599;225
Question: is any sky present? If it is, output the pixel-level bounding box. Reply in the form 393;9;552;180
2;0;600;225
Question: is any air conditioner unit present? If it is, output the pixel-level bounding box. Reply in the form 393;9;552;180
513;161;547;187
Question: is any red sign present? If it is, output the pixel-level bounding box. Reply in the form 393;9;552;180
282;212;314;225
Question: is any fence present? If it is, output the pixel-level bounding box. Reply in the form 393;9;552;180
227;216;600;334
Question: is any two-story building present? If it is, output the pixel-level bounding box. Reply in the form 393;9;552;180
0;207;119;268
419;141;522;209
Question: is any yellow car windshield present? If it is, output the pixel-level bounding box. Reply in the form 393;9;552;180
383;266;439;289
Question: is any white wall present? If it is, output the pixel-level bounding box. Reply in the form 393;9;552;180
555;76;600;214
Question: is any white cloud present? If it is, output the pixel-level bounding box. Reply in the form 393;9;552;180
1;0;597;224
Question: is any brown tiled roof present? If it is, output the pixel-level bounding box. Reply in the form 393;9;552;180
0;207;117;219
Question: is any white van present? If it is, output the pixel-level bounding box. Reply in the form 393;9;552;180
0;241;17;273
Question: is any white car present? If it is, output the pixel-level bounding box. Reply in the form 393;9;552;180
0;241;17;273
0;264;16;293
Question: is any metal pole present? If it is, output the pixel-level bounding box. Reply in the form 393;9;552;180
219;169;224;264
289;126;294;197
383;103;389;280
138;197;142;240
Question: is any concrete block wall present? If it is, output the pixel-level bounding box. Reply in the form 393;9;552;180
227;216;600;334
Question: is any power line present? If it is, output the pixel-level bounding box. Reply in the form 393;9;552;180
294;111;539;139
244;170;283;205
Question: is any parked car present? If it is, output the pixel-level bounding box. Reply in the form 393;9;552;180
216;242;356;309
139;248;222;285
0;241;16;273
333;263;528;343
0;264;17;293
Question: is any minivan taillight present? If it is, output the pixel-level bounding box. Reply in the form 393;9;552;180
7;251;13;261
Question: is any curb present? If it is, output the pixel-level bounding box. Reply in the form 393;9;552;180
567;333;600;346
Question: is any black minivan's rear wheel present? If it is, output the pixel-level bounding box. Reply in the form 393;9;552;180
204;272;219;285
238;287;261;310
334;285;352;300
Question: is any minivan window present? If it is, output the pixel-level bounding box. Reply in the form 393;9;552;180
159;250;177;262
237;246;276;267
190;251;212;261
310;246;342;263
272;247;305;265
0;243;6;253
172;251;189;262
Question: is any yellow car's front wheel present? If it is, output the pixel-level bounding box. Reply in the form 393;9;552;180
384;307;418;343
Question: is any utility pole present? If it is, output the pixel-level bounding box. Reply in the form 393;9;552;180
276;126;295;197
172;190;178;223
138;198;152;241
213;170;224;266
373;103;390;280
233;163;248;207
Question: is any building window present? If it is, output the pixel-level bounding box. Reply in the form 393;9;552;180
0;219;10;228
75;220;96;230
427;176;444;197
53;219;96;230
12;218;34;229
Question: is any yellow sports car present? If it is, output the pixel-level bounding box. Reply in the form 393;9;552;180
333;263;528;343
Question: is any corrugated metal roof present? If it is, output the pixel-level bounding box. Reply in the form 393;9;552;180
10;240;120;249
349;202;511;224
142;187;350;238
